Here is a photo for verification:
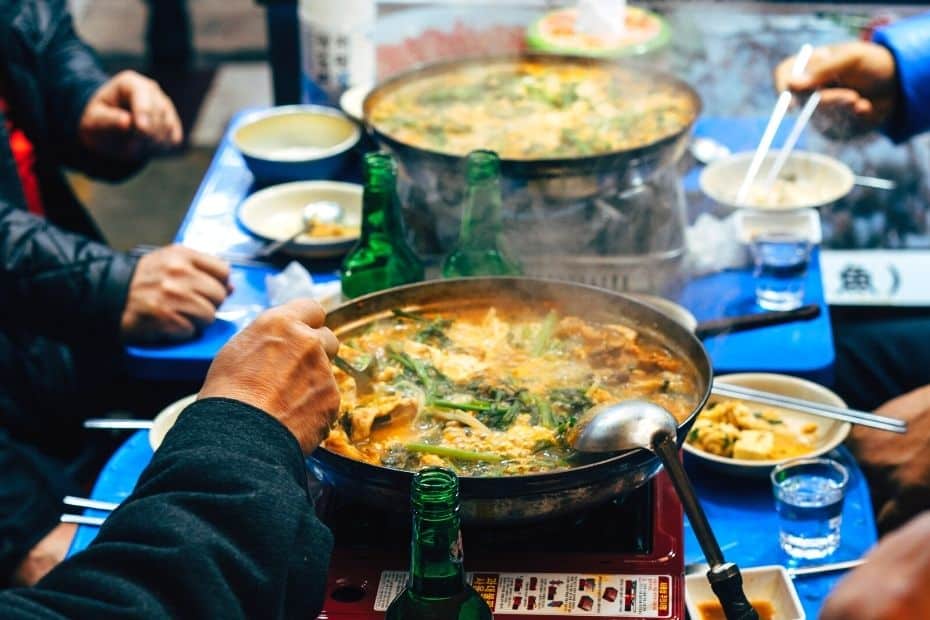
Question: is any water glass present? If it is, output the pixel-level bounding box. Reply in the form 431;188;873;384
749;232;813;311
771;458;849;560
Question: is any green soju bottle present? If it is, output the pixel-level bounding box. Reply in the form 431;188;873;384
340;152;424;298
441;150;521;278
386;468;494;620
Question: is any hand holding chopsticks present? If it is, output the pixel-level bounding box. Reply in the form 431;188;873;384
712;381;907;434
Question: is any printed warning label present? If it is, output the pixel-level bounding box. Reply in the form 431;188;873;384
372;571;672;616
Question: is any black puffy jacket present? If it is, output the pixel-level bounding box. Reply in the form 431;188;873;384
0;0;139;348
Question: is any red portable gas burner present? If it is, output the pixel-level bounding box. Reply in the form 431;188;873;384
317;470;684;619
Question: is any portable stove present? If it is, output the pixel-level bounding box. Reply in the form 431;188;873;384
317;470;684;619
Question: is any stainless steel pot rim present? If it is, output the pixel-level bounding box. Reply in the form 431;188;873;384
322;276;713;483
362;53;703;168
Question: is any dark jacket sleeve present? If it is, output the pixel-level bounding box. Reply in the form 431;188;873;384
873;11;930;142
0;398;334;620
37;0;142;181
0;198;136;346
0;429;80;586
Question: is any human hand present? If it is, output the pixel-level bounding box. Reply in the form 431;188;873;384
120;245;231;343
12;523;77;587
847;384;930;532
78;70;182;160
198;299;340;454
773;41;898;139
820;511;930;620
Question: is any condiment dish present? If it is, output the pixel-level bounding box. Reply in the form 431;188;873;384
686;565;805;620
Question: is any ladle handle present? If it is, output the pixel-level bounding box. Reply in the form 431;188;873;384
653;434;724;566
653;435;758;620
708;564;760;620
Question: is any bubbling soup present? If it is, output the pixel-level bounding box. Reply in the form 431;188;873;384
323;303;701;476
367;58;697;160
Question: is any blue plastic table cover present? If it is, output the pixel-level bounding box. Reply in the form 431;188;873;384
123;111;834;382
68;432;874;619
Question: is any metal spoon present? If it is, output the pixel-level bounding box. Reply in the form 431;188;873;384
255;200;343;258
691;137;734;166
569;400;760;620
333;355;376;396
691;137;896;190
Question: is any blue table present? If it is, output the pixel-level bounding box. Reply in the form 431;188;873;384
683;117;834;383
679;252;834;384
69;431;875;619
123;112;835;383
683;446;874;618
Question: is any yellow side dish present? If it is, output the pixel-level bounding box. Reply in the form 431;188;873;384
687;399;818;460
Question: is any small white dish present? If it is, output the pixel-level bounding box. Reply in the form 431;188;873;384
683;373;851;478
149;394;198;451
686;565;805;620
237;180;363;258
700;150;854;211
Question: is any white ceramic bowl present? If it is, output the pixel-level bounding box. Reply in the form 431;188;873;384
237;180;363;258
149;394;197;451
232;105;360;184
683;373;851;478
700;150;854;211
686;565;805;620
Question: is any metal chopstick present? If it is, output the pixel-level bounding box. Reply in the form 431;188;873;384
128;244;274;270
83;419;154;430
63;496;119;512
60;514;107;527
788;558;865;577
712;382;907;433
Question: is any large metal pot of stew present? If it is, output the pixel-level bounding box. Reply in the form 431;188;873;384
362;54;701;257
311;278;711;524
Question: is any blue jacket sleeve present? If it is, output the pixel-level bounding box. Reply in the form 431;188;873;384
873;12;930;142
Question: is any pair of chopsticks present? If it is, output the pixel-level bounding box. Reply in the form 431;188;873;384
736;44;820;204
712;382;907;434
60;496;119;527
128;244;274;269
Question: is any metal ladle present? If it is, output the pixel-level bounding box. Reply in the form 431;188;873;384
255;200;343;258
568;400;760;620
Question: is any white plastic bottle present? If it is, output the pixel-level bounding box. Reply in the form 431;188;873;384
299;0;376;103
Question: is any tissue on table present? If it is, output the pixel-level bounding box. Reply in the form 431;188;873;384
684;212;749;277
266;261;342;309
